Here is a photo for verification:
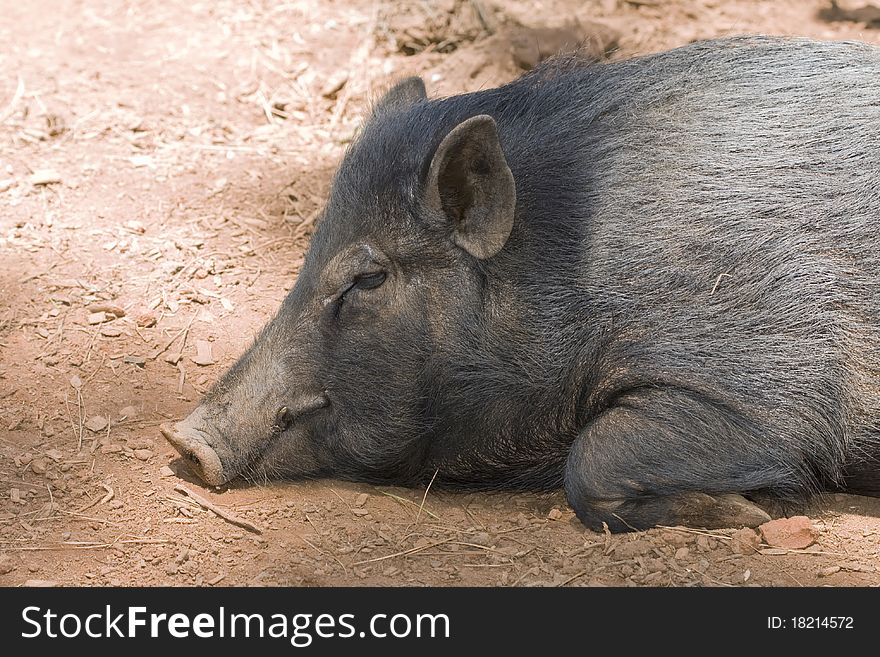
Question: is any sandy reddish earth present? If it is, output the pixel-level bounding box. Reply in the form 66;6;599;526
1;0;880;587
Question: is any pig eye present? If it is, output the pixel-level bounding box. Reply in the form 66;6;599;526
353;271;386;290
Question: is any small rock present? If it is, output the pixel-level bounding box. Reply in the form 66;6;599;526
354;493;369;507
548;508;563;520
100;444;122;454
18;452;33;465
159;465;175;478
135;311;157;328
123;355;146;367
100;326;122;337
30;169;62;186
191;340;215;366
0;553;16;574
87;311;110;325
10;488;21;504
134;449;154;462
759;516;819;550
818;565;841;578
0;178;15;193
674;546;689;561
126;438;153;450
351;508;370;517
44;449;63;462
118;406;138;420
84;415;108;433
730;527;761;554
107;500;124;510
23;579;59;587
69;375;83;389
30;459;47;474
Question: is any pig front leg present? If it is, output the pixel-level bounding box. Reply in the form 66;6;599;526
564;387;777;532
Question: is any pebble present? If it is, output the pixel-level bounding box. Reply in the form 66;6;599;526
547;508;563;520
134;449;154;461
354;493;369;507
10;488;21;504
119;406;138;419
159;465;175;478
44;449;63;462
23;579;59;587
730;527;761;555
135;311;157;328
817;565;841;578
0;554;15;574
674;546;689;561
759;516;819;550
107;500;124;510
85;415;109;433
0;178;15;193
18;452;33;465
123;355;146;367
30;458;47;474
127;438;154;450
351;507;369;517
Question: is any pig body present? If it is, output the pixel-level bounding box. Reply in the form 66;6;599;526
164;36;880;531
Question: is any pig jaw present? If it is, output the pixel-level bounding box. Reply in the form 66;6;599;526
161;407;229;486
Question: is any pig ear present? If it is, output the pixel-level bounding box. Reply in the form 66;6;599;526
425;115;516;259
373;77;427;115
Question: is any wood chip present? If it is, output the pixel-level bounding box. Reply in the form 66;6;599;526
23;579;59;587
191;340;215;366
87;303;126;317
30;170;62;186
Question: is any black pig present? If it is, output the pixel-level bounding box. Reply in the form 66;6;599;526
163;36;880;531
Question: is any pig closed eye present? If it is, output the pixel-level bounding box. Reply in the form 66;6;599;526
333;271;387;318
353;271;386;291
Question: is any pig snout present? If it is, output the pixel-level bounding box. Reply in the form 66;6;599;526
160;420;227;487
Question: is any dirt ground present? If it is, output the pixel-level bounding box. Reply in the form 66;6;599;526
2;0;880;587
